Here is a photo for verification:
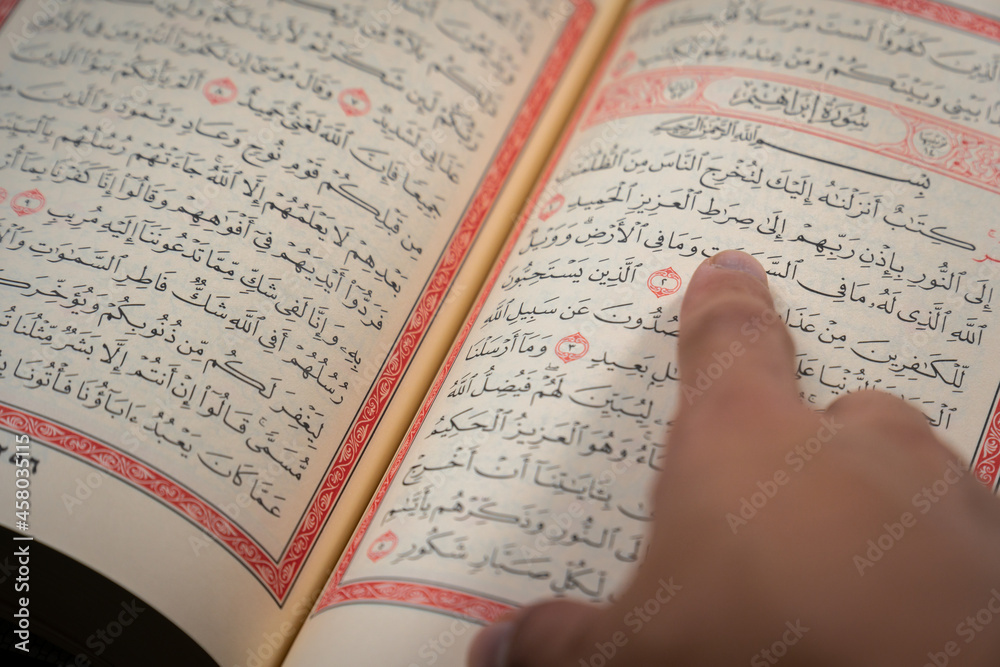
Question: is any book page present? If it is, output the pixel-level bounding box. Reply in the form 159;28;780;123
0;0;608;662
289;0;1000;664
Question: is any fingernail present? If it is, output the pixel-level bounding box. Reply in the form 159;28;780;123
709;250;768;285
468;620;514;667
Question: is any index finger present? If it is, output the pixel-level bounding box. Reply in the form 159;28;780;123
676;251;801;423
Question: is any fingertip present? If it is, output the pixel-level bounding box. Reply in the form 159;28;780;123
682;251;772;317
705;250;769;285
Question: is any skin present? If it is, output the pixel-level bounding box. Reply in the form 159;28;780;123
468;250;1000;667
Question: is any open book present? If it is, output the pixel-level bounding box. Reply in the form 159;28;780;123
1;0;998;664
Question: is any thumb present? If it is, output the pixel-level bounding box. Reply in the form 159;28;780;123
467;599;606;667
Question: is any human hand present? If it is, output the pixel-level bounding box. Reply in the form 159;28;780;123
468;250;1000;667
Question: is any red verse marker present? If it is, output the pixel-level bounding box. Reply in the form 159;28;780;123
0;188;7;204
367;530;397;562
539;194;564;221
204;78;238;105
647;267;682;298
555;332;589;363
10;189;44;216
338;88;371;117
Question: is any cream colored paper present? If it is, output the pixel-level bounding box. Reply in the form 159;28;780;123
292;0;1000;664
0;0;618;663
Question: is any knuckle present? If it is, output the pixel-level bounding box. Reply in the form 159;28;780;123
830;391;928;433
828;391;937;447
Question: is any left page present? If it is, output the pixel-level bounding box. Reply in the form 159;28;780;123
0;0;603;663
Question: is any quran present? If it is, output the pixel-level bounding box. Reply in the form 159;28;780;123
1;0;998;664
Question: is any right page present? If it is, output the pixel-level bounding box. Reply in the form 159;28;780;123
287;0;1000;664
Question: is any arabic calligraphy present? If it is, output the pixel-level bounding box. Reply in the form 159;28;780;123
0;0;576;555
335;0;1000;612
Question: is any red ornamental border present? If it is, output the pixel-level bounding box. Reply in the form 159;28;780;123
316;265;500;614
285;0;593;602
631;0;1000;42
318;1;619;620
323;581;512;624
854;0;1000;41
0;403;290;588
585;65;1000;196
0;0;16;27
973;399;1000;488
0;0;594;601
316;0;1000;620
